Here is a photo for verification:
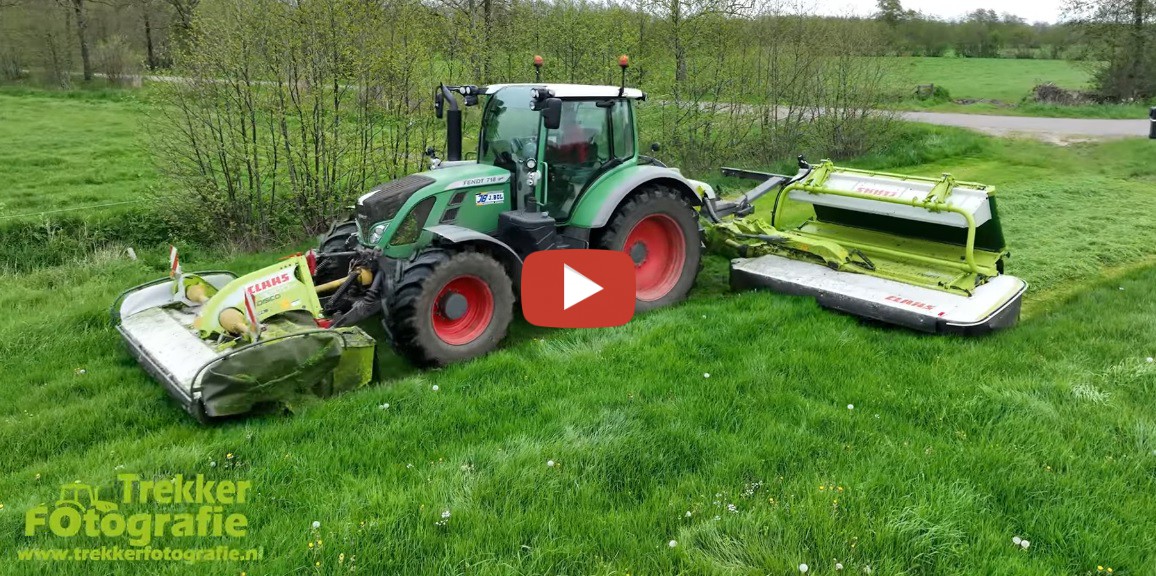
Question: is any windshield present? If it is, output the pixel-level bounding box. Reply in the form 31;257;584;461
478;86;540;165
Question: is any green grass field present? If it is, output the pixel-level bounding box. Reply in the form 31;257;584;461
894;57;1094;102
0;89;158;222
890;57;1150;119
2;92;1156;575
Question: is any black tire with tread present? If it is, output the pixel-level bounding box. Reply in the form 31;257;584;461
385;249;515;367
596;186;702;312
313;220;358;284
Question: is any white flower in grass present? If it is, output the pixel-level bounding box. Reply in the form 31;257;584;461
704;373;711;378
312;521;321;529
210;461;217;468
847;404;854;410
798;563;809;573
863;567;872;574
431;385;439;392
835;562;844;571
1020;539;1030;549
685;511;692;518
1147;357;1154;363
378;403;390;410
441;510;451;519
547;460;555;467
668;540;677;548
1012;536;1022;546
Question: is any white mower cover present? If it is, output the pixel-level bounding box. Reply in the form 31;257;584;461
731;255;1027;335
116;273;238;398
789;170;992;228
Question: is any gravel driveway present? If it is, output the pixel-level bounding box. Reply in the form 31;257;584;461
899;111;1150;144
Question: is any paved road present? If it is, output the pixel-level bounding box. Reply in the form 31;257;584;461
898;111;1150;143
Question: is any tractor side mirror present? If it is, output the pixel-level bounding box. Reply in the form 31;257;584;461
650;143;661;153
542;98;563;130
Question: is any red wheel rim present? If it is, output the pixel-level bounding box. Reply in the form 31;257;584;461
624;214;686;301
431;275;494;345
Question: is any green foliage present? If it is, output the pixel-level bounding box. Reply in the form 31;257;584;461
4;137;1156;573
1065;0;1156;101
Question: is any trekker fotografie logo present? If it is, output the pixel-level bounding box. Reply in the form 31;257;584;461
19;474;261;563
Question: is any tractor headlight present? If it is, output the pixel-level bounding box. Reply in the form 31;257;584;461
368;223;387;244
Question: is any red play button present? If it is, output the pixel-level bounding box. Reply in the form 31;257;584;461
521;250;635;328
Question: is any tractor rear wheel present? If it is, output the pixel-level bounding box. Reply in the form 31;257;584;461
313;220;358;284
597;186;701;312
385;249;515;367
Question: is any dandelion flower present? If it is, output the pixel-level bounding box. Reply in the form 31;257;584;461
847;404;854;410
668;540;677;548
432;385;439;391
704;373;711;378
863;567;872;575
798;563;809;573
379;403;390;410
1020;539;1030;549
1107;568;1113;574
547;460;556;467
1147;357;1154;363
210;461;217;467
1098;567;1104;572
312;520;321;529
227;453;234;460
308;542;314;548
315;562;320;567
685;511;692;518
1012;536;1022;545
835;563;844;571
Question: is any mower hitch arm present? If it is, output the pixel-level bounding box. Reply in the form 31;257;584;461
704;167;800;222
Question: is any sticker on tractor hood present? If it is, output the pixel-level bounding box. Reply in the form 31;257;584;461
475;191;506;206
448;174;510;190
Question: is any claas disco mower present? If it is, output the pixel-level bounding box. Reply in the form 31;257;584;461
114;56;1025;421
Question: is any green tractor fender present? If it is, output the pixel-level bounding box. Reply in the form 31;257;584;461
425;223;523;284
567;165;704;229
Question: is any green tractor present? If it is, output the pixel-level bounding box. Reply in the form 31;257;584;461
114;59;1027;422
114;60;711;420
311;74;705;366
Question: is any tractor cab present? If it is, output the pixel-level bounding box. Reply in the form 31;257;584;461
475;83;644;222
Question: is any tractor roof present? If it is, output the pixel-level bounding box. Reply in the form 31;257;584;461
484;83;645;100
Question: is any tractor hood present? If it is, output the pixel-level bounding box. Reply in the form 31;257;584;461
355;162;512;245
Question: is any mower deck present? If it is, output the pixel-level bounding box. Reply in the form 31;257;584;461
730;254;1026;335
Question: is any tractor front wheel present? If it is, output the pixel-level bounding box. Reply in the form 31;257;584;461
385;249;515;367
597;186;701;312
313;219;359;285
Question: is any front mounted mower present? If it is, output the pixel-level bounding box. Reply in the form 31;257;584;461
115;57;1026;422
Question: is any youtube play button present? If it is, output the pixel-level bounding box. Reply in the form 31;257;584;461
522;250;636;328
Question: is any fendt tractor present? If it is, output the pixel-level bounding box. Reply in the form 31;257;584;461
114;56;1026;421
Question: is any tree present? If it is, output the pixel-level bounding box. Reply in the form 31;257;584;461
65;0;94;81
1065;0;1156;100
875;0;905;27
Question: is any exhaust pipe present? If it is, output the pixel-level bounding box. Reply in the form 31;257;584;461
435;84;463;161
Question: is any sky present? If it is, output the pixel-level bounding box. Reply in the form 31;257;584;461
816;0;1067;23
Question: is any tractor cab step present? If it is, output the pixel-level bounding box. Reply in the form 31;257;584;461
497;210;560;258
